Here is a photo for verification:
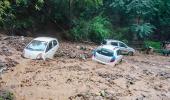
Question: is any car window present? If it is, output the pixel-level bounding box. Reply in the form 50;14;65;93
119;43;127;48
101;40;107;45
26;40;47;51
111;42;118;46
96;48;114;57
53;40;57;47
46;41;53;52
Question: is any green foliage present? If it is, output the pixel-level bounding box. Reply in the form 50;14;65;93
70;19;89;41
0;1;13;26
89;16;112;43
126;0;157;17
111;27;129;40
131;23;155;39
0;91;14;100
144;40;161;49
0;0;170;42
70;16;112;43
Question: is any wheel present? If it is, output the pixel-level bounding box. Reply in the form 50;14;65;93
128;52;134;56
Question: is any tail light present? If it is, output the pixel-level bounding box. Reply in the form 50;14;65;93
110;57;115;62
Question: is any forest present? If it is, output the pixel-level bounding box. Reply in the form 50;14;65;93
0;0;170;43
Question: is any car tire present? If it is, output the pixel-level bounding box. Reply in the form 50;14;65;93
128;52;134;56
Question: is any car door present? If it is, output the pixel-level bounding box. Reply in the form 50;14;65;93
115;50;123;63
52;40;59;55
45;41;54;59
119;42;128;54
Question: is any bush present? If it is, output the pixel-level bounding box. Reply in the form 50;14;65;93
70;16;112;43
0;91;14;100
110;27;129;42
131;23;156;39
70;19;89;41
144;40;161;49
88;16;112;43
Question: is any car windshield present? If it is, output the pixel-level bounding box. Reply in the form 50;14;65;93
96;48;114;57
26;40;47;51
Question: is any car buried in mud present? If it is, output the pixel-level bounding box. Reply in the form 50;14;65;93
23;37;59;60
102;39;135;56
92;45;123;66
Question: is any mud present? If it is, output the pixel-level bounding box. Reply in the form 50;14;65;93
0;36;170;100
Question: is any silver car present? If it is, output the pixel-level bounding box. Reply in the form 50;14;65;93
102;39;135;56
92;45;123;66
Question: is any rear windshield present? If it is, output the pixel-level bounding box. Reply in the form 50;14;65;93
26;40;47;51
96;48;114;57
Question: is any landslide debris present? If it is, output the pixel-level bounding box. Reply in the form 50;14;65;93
55;42;96;59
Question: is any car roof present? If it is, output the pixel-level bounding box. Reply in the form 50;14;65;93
104;39;122;43
34;37;57;42
99;45;119;51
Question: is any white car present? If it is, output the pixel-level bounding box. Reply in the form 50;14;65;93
23;37;59;60
92;45;123;66
102;39;135;56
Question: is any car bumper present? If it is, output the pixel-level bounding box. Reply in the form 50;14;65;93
92;57;116;66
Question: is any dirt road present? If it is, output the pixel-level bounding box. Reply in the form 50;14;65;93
0;36;170;100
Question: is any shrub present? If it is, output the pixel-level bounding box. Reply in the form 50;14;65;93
70;19;89;41
110;27;129;42
88;16;112;43
0;91;14;100
70;16;112;43
144;40;161;49
131;23;156;39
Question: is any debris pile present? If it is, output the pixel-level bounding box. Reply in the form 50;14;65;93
0;46;12;56
0;58;19;73
156;71;170;79
69;91;118;100
6;36;32;51
98;72;123;80
55;42;96;59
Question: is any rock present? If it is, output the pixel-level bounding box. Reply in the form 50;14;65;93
100;90;106;97
2;37;10;40
76;46;80;49
70;52;77;58
157;71;170;79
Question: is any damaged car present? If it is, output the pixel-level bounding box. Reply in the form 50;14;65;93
102;39;135;56
92;45;123;66
23;37;59;60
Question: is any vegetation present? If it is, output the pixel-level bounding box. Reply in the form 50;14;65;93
0;91;14;100
0;0;170;43
144;40;161;49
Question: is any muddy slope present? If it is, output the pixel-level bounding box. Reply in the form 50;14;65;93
0;36;170;100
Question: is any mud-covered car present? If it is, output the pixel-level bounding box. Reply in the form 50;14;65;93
92;45;123;66
102;39;135;56
23;37;59;60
